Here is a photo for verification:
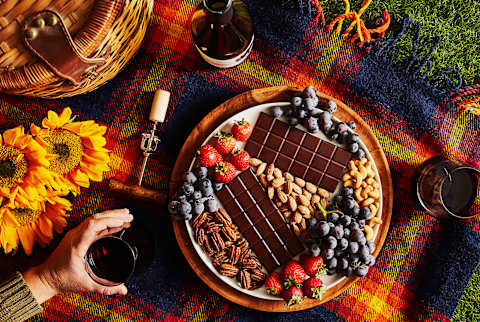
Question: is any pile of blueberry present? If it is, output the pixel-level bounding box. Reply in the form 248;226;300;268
269;85;365;159
305;187;376;277
168;166;224;220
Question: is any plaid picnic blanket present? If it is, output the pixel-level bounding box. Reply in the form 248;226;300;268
1;0;479;320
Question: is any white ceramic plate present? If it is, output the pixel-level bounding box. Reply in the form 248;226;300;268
186;102;383;301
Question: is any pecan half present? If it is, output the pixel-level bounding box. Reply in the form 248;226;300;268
240;257;257;270
211;232;225;251
219;263;239;277
215;209;233;226
222;226;239;241
212;252;227;267
239;270;251;289
250;269;267;282
192;212;207;229
205;222;221;234
238;248;251;263
196;228;206;246
229;245;242;264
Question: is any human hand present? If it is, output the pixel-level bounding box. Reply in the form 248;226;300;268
23;209;133;304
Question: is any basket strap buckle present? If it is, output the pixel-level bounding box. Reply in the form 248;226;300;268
23;10;109;85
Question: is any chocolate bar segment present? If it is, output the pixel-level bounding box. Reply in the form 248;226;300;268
246;112;352;192
215;169;305;272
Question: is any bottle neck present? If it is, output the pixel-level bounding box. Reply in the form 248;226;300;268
204;0;233;25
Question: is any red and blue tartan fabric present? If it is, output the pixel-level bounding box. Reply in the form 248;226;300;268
0;0;478;321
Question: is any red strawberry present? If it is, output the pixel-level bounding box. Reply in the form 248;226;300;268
281;286;304;307
213;161;237;183
198;144;223;167
302;277;326;299
231;119;252;142
281;260;306;288
300;254;327;278
265;272;283;296
230;149;250;171
214;132;237;155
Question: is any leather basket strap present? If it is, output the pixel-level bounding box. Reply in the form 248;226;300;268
0;0;123;90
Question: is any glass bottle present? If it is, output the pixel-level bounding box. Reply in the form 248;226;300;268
191;0;254;68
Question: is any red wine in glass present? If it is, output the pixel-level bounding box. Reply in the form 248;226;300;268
85;236;137;286
413;156;480;219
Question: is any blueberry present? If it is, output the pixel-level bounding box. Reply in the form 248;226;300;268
192;191;202;200
202;186;214;197
334;195;343;207
326;257;337;269
328;222;335;229
343;227;351;239
358;219;366;229
340;215;351;227
342;197;355;211
310;243;321;257
347;241;359;254
192;200;205;215
349;222;359;230
296;109;307;119
303;98;315;111
327;212;340;223
338;238;348;250
287;117;300;126
367;255;376;266
324;236;337;249
338;257;349;270
348;143;359;153
336;122;349;134
319;111;332;124
199;178;211;189
177;195;187;203
347;121;356;130
317;221;330;237
357;234;366;245
335;249;345;257
206;198;218;212
323;122;333;134
332;225;344;239
283;105;293;116
348;133;360;143
343;187;354;196
213;182;224;192
359;245;370;262
309;217;318;229
321;248;334;260
194;166;208;179
355;265;369;277
350;228;364;242
303;86;317;98
182;171;197;184
344;266;353;277
350;254;360;265
355;149;366;160
178;201;192;216
270;105;283;118
311;95;319;108
182;182;194;196
305;117;319;133
359;208;371;220
366;240;375;254
351;206;360;218
184;212;193;221
291;96;303;107
337;132;349;144
310;107;323;117
326;100;337;113
168;200;179;214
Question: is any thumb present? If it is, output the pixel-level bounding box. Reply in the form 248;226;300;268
100;284;128;296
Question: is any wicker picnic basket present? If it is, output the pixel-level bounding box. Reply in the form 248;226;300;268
0;0;153;98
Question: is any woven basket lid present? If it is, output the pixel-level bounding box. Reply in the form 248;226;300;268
0;0;123;91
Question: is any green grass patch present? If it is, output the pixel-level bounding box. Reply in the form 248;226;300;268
452;260;480;321
285;0;480;85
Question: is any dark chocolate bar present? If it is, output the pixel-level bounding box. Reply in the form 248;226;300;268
245;112;351;192
215;169;305;272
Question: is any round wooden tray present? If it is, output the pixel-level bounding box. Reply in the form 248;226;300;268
170;86;393;312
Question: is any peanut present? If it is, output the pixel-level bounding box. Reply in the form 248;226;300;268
273;168;282;178
348;160;357;171
291;182;302;194
277;189;288;203
256;163;266;176
275;200;282;208
294;211;302;224
298;205;310;217
320;198;327;210
317;188;330;199
370;216;383;225
272;177;285;188
300;218;307;230
250;158;262;166
302;189;312;200
283;211;292;220
368;188;380;199
266;164;274;176
259;174;267;187
288;196;297;212
298;195;310;206
267;186;274;199
344;180;353;187
305;182;317;194
285;172;294;182
294;177;305;188
366;177;376;185
343;172;352;181
311;194;320;205
361;198;375;207
358;164;367;179
285;181;293;194
266;174;274;182
292;224;301;237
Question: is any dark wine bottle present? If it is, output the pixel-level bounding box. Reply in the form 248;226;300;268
191;0;254;68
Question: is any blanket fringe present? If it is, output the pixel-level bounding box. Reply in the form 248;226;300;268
369;15;462;96
450;84;480;115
